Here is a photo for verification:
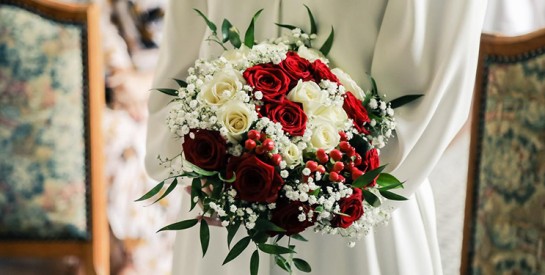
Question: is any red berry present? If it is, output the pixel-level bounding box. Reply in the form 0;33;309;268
345;162;355;171
339;131;348;141
339;141;351;152
354;154;362;165
338;175;346;183
255;145;265;154
316;165;326;174
271;154;282;166
329;172;340;182
332;162;344;172
351;167;364;180
245;139;256;150
248;130;261;140
346;147;356;158
317;154;329;164
306;161;318;172
263;139;275;151
260;133;267;142
330;149;343;161
316;149;327;159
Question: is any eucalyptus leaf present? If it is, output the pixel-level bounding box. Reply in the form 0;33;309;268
291;233;308;242
379;190;408;201
157;219;199;232
244;9;264;48
319;26;334;56
190;178;202;211
352;165;387;188
390;94;424;109
227;222;241;248
150;178;178;205
194;9;217;34
293;258;312;273
221;19;233;43
223;236;252;265
156;88;178;97
257;244;295;255
250;250;259;275
173;78;188;88
135;180;164;202
363;190;381;207
200;219;210;257
304;5;317;34
274;255;291;272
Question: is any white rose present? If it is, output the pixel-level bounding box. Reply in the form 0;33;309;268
198;68;244;106
331;68;366;101
217;101;256;143
310;105;348;129
297;45;327;63
282;142;302;166
287;80;327;113
309;120;340;152
221;45;250;65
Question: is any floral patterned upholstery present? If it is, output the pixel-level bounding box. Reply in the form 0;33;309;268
466;40;545;274
0;3;89;240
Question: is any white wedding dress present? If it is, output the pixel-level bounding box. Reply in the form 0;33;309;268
145;1;487;274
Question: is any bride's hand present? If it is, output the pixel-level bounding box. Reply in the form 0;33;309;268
184;181;223;227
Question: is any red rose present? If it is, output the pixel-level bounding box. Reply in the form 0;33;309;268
343;91;371;134
331;188;364;228
311;59;339;83
271;200;315;236
261;100;307;136
243;63;291;103
279;52;313;86
358;148;380;187
182;130;227;171
227;154;284;203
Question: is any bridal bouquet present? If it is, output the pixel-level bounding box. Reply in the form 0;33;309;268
140;7;420;275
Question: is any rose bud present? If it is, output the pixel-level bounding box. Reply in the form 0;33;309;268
329;171;340;182
338;131;348;141
263;138;275;151
330;149;343;161
339;141;351;152
351;167;364;180
271;154;282;166
305;161;318;172
332;161;344;173
255;145;266;155
316;165;326;174
248;130;261;140
245;139;257;151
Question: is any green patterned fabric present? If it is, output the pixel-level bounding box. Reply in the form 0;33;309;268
0;4;88;239
468;51;545;274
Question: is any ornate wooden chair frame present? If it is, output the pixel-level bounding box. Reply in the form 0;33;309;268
0;0;108;274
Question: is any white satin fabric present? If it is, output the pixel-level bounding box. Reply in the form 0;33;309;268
145;1;487;274
483;0;545;36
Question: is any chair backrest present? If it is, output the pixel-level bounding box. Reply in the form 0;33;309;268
0;0;108;274
462;29;545;275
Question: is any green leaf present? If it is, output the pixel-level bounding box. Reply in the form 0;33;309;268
200;219;210;257
379;190;408;201
223;236;252;265
390;94;424;109
157;219;199;232
304;5;317;34
250;250;259;275
352;165;387;188
348;134;371;158
227;222;241;248
190;178;202;211
274;255;291;272
184;160;218;176
319;26;334;56
173;78;187;88
293;258;312;273
369;75;378;96
251;231;269;244
221;19;233;43
291;233;308;242
255;218;286;233
135;180;165;202
218;172;236;183
363;190;381;207
156;88;178;97
257;244;295;255
376;173;403;189
275;23;298;31
194;9;217;34
150;178;178;205
228;27;242;48
244;9;264;48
